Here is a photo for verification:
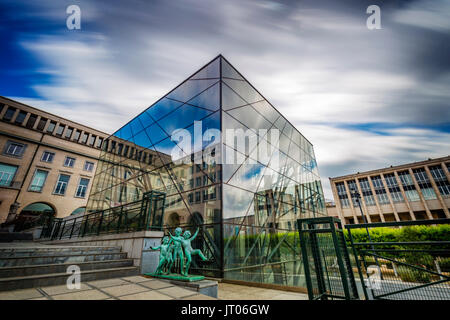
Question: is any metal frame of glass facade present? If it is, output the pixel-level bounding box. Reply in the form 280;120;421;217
86;55;326;286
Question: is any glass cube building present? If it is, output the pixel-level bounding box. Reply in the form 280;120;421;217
86;55;326;287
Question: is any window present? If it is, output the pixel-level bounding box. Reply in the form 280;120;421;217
384;173;404;203
73;130;81;141
3;107;16;121
29;170;48;192
84;161;94;172
196;177;202;187
75;178;90;198
195;191;201;203
15;111;27;124
54;174;70;195
36;117;47;131
413;168;437;200
371;176;390;204
41;151;55;163
4;141;26;157
347;180;359;206
65;127;73;139
202;189;208;202
89;135;96;146
398;171;420;202
188;193;194;204
80;132;88;144
429;165;450;196
209;187;217;199
0;163;18;186
96;137;103;148
55;124;65;136
336;182;350;208
47;121;56;133
358;178;376;206
25;114;37;129
123;145;129;157
64;156;76;168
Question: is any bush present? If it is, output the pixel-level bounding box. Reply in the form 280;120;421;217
397;266;431;283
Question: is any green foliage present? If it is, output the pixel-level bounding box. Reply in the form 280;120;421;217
397;266;431;283
344;225;450;243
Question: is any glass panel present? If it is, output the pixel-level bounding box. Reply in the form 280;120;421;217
167;79;218;103
190;57;220;79
221;82;248;110
29;170;48;192
0;163;17;186
145;98;184;123
222;78;263;105
221;57;244;80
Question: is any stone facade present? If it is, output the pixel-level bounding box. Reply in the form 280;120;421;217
330;156;450;225
0;96;109;222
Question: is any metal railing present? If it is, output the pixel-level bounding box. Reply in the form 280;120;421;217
41;191;166;240
347;218;450;300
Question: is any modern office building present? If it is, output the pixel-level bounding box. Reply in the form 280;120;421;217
329;156;450;225
0;96;109;224
86;55;326;287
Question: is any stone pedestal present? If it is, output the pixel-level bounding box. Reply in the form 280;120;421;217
165;278;218;298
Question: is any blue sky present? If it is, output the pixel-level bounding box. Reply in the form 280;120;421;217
1;0;449;198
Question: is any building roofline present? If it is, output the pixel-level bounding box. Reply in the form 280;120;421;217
0;95;110;136
329;155;450;181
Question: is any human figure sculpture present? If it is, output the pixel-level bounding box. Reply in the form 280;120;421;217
181;228;207;276
150;236;173;275
150;227;208;278
168;227;185;275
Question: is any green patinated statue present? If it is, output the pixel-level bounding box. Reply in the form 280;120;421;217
150;236;173;275
168;227;185;274
148;226;208;281
181;229;207;276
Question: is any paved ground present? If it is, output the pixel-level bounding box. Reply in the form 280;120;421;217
218;283;308;300
0;275;308;300
0;276;215;300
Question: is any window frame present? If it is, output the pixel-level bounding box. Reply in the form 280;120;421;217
75;177;90;198
0;162;18;187
41;151;55;163
63;156;76;168
28;169;49;193
84;161;95;172
53;173;71;196
3;140;27;158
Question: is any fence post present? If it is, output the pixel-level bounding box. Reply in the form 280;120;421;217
59;221;66;240
347;228;369;300
69;218;76;239
97;212;104;236
82;216;89;237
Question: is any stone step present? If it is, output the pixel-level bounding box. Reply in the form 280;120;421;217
0;259;134;278
0;252;128;267
0;266;139;291
0;246;122;258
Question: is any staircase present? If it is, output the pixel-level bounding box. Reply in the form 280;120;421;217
0;245;139;291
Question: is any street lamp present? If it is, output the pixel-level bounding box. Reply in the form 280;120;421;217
349;188;383;280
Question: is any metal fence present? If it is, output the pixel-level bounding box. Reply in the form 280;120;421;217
347;218;450;300
41;191;166;240
298;217;359;300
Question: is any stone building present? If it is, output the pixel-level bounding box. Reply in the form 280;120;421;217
329;156;450;225
0;96;108;223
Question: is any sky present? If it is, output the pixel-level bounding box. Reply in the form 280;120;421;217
1;0;449;199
